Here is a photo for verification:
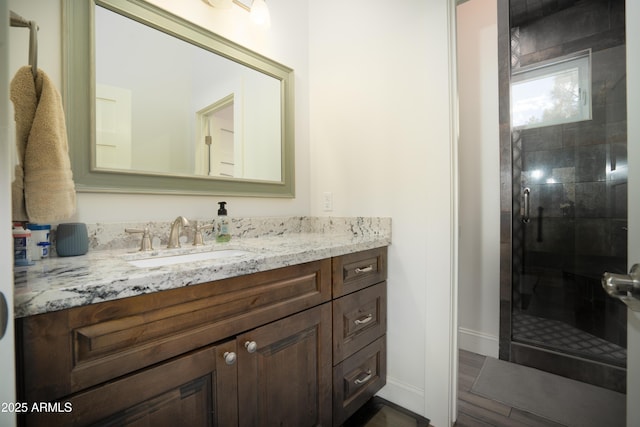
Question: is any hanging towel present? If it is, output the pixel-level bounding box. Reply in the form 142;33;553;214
10;67;35;221
10;66;76;223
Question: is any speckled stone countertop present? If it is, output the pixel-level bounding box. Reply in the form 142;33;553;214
14;217;391;318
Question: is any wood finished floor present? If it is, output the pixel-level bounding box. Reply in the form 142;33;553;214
455;350;565;427
344;396;430;427
347;350;567;427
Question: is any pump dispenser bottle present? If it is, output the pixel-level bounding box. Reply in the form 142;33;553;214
216;201;231;242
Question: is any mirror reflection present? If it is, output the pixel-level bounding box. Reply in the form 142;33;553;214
94;5;282;181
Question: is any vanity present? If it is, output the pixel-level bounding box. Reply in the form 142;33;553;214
14;217;390;426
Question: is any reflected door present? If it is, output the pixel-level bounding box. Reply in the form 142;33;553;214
95;84;132;170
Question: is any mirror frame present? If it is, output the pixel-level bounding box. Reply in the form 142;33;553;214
62;0;295;197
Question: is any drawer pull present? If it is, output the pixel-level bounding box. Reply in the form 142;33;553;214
354;265;374;274
244;341;258;353
354;369;373;385
354;314;373;325
223;351;237;365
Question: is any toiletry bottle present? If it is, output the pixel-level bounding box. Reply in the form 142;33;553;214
13;223;33;266
27;223;51;260
216;201;231;242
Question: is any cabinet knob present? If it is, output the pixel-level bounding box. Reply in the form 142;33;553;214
223;351;237;365
244;340;258;353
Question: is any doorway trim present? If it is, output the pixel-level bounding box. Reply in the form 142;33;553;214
497;0;513;364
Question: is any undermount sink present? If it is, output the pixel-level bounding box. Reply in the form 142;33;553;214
126;249;252;268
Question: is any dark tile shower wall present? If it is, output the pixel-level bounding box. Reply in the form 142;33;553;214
516;0;627;277
500;0;628;365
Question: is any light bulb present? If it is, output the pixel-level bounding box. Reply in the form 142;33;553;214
251;0;271;29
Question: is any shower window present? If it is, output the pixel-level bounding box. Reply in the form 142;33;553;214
511;50;592;129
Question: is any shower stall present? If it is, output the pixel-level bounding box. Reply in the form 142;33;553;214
499;0;628;392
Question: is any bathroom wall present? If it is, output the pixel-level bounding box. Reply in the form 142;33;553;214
308;1;457;424
456;0;501;357
7;1;458;425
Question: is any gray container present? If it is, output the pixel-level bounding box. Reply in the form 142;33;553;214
56;223;89;257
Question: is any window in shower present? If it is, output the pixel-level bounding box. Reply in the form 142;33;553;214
511;50;592;129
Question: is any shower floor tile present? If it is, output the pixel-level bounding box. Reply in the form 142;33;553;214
512;311;627;366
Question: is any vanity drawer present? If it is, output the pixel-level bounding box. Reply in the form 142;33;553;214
333;281;386;363
332;247;387;298
17;259;331;401
333;336;387;426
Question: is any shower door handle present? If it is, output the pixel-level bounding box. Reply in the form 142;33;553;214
602;264;640;311
522;187;531;223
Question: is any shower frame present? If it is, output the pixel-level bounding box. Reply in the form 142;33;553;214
497;0;627;393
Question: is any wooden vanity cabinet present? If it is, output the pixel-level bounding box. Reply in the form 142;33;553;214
16;259;331;427
16;247;388;427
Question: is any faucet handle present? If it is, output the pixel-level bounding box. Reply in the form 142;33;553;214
193;222;214;246
125;227;153;251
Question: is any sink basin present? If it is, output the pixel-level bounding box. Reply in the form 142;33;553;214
127;249;252;268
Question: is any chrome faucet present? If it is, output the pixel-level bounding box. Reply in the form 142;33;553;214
167;216;190;248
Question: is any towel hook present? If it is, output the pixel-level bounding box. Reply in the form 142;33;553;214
9;11;39;80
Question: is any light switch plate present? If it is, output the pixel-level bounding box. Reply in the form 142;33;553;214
323;192;333;212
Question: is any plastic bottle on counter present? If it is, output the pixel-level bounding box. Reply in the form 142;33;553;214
216;201;231;243
13;223;33;266
27;223;51;260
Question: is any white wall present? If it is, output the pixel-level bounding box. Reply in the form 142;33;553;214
309;1;457;425
456;0;500;357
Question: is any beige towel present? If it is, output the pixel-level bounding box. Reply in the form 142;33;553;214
10;66;76;222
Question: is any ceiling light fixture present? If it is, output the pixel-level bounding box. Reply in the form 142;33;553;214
250;0;271;29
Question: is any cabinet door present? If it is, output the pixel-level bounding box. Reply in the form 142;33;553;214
22;342;238;427
237;303;332;427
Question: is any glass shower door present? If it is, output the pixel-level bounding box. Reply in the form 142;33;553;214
512;123;628;368
507;0;628;392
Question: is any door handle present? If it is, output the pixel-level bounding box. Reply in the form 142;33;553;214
0;292;8;340
522;187;531;223
602;264;640;311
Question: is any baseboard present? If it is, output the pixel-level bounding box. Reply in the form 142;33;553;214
458;327;499;358
375;375;426;418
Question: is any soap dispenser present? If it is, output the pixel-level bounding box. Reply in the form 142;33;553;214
216;201;231;242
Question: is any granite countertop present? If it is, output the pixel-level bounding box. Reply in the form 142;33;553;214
14;217;391;318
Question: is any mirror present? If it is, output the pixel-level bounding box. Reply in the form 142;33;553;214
63;0;295;197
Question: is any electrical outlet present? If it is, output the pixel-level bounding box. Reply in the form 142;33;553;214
322;192;333;212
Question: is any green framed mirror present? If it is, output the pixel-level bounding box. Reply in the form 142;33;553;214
62;0;295;197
